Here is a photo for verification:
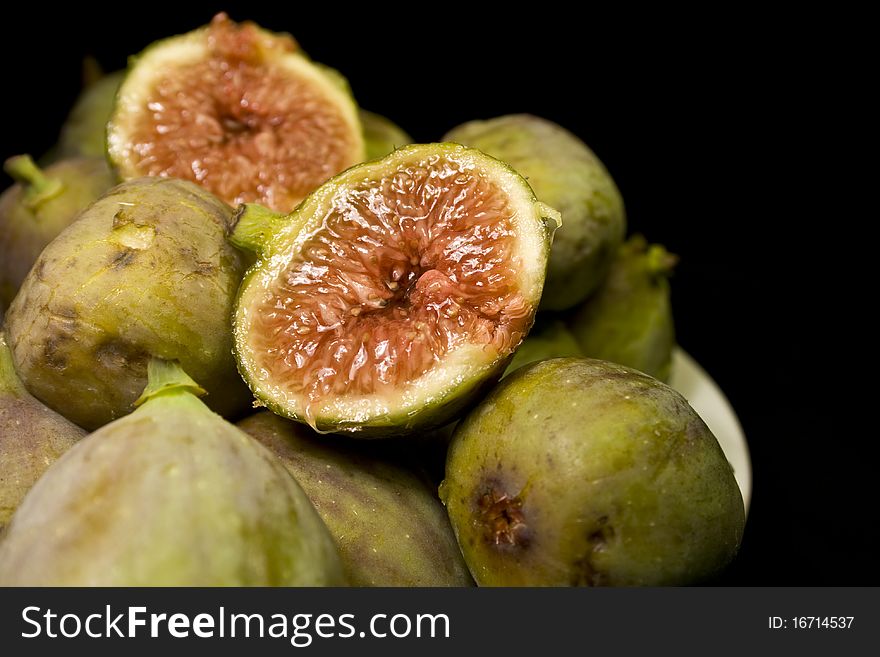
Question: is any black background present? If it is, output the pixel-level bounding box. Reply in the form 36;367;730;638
0;5;871;584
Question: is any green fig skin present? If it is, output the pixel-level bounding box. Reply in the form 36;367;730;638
4;177;252;430
0;334;86;531
312;65;412;162
0;156;116;308
444;114;625;311
441;358;745;586
504;319;583;376
568;236;676;381
57;71;124;160
238;411;473;587
360;110;412;160
0;367;345;586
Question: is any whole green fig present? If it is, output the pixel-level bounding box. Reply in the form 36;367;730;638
568;235;676;381
57;70;124;159
361;110;412;160
444;114;625;311
312;65;412;162
4;177;252;430
0;359;345;586
239;411;472;587
1;333;86;531
0;155;115;308
442;358;745;586
504;319;583;376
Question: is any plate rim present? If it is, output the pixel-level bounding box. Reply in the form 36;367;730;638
671;347;752;513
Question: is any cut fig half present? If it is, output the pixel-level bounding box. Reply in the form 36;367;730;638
232;143;561;435
108;13;364;213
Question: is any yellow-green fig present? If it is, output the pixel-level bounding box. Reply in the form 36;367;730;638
0;334;86;531
568;235;676;381
360;110;412;160
0;360;345;586
444;114;625;311
4;177;252;430
314;66;411;162
442;358;744;586
239;411;472;586
504;318;583;376
57;70;124;159
0;155;116;308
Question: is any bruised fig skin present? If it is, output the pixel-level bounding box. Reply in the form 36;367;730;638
441;358;745;586
568;236;677;381
0;360;345;586
0;334;86;531
57;70;124;160
231;143;560;435
444;114;625;311
503;318;583;376
361;110;413;160
0;155;116;308
238;411;473;586
5;177;252;430
108;13;365;213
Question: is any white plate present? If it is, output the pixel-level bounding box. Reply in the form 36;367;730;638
669;348;752;513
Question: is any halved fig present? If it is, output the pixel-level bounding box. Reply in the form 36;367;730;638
232;143;561;435
108;13;364;213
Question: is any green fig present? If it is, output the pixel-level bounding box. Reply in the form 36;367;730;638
315;65;411;162
444;114;625;311
568;235;677;381
4;177;252;430
1;333;86;531
360;110;412;160
0;155;116;308
57;70;124;160
504;319;583;376
239;411;473;586
442;358;745;586
0;359;345;586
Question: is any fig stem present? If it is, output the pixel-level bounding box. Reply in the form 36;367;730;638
133;358;207;407
229;203;288;256
0;334;26;395
81;55;104;87
646;244;678;277
3;155;65;210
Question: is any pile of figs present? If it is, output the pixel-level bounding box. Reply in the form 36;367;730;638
0;14;744;587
